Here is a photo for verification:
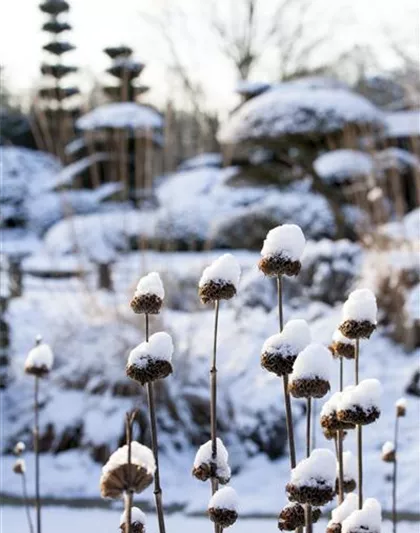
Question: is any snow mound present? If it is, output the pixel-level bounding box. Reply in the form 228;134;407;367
263;319;311;355
290;343;332;381
199;254;241;288
339;379;382;411
342;289;377;323
128;332;174;369
177;153;223;171
261;224;306;260
384;109;420;138
25;342;54;372
342;498;382;533
382;441;395;454
102;442;155;476
375;148;420;172
194;439;231;482
314;150;374;183
209;486;239;511
119;507;146;526
291;448;336;487
76;102;164;131
218;87;384;143
330;493;358;524
135;272;164;299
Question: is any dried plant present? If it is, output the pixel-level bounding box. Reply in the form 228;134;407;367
24;335;54;533
13;443;34;533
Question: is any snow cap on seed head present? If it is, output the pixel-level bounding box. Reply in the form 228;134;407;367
25;339;54;374
342;498;382;533
264;319;311;354
339;379;381;411
13;458;26;475
208;486;239;511
14;442;26;456
291;448;337;487
261;224;306;260
342;289;377;323
135;272;164;299
332;330;355;345
330;493;358;525
396;397;407;416
290;343;332;381
199;253;241;288
382;441;394;455
128;332;174;369
119;507;146;526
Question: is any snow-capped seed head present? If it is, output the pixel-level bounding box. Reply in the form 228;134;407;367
13;459;26;475
261;319;311;376
35;334;43;345
342;498;381;533
381;441;396;463
289;343;332;398
131;272;164;314
14;442;26;456
287;448;337;506
100;442;156;499
193;438;231;485
337;379;382;426
330;330;356;360
279;503;321;531
259;224;305;277
208;487;239;529
330;493;358;525
199;254;241;303
126;332;174;385
333;330;355;345
339;289;377;339
396;397;407;417
320;392;356;432
261;224;306;260
24;341;54;377
119;507;146;533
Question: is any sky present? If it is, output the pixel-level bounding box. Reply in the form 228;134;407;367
0;0;418;112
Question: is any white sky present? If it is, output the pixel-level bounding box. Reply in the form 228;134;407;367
0;0;418;111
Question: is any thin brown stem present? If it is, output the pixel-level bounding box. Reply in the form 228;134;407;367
22;473;34;533
355;339;363;509
125;413;133;533
305;398;312;533
337;356;344;504
392;415;400;533
145;314;166;533
277;276;297;470
210;300;221;533
34;376;41;533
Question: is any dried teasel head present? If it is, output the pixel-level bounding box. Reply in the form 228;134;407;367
100;442;155;499
208;487;239;529
258;224;305;278
198;254;240;304
126;332;173;386
130;272;164;315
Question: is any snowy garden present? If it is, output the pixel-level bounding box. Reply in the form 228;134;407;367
1;1;420;532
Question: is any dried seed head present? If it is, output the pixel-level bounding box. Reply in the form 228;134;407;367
130;293;163;315
100;443;155;499
321;413;356;432
13;459;26;475
199;280;236;304
198;254;240;304
286;482;335;507
14;442;26;456
258;253;302;278
25;340;54;378
327;522;343;533
289;377;330;399
193;439;231;485
126;358;173;386
330;341;355;360
396;398;407;417
381;441;396;463
339;319;376;340
208;487;239;529
278;503;321;530
337;405;380;426
126;332;174;386
261;350;297;377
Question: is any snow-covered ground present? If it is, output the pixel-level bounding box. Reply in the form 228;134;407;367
1;505;418;533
